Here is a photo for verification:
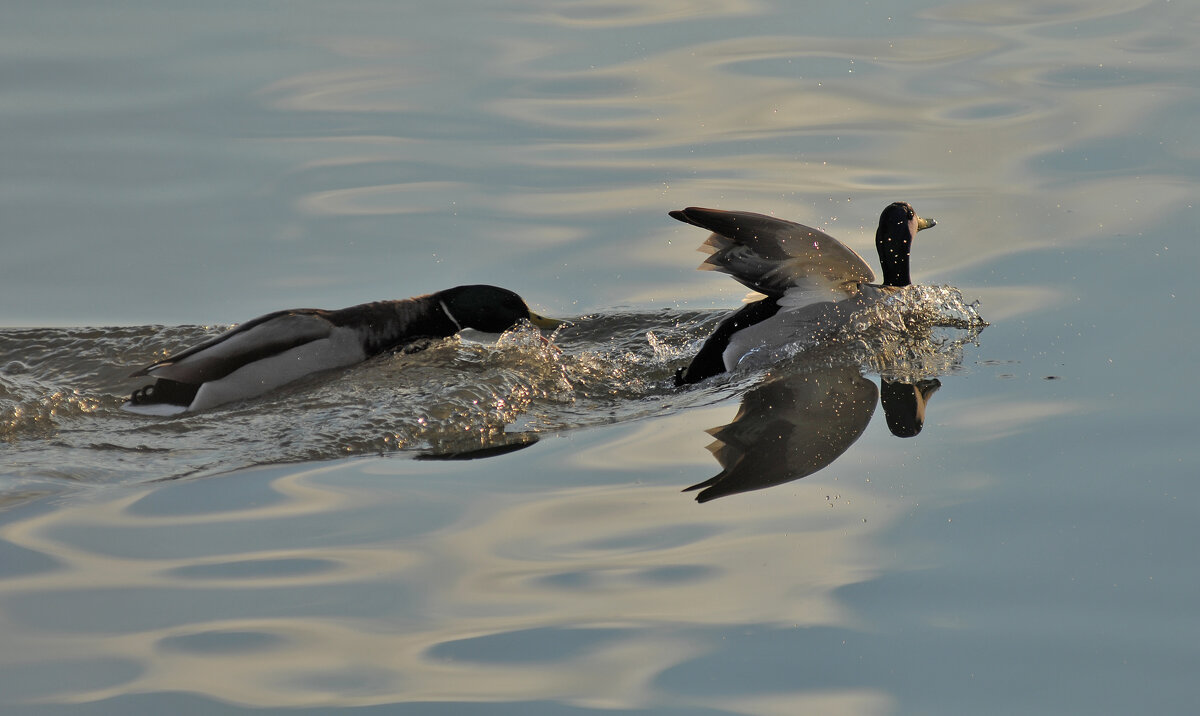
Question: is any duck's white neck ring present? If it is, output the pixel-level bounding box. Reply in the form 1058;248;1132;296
439;300;463;331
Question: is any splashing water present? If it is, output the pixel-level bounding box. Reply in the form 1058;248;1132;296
845;284;988;382
731;285;987;382
0;292;984;490
850;284;987;334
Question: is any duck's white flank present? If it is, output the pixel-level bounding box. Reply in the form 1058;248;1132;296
142;313;334;384
721;289;882;372
123;325;367;414
186;326;366;412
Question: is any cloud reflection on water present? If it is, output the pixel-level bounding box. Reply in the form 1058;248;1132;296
239;0;1195;319
2;0;1197;712
0;440;899;709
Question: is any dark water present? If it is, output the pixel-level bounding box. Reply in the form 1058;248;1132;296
3;0;1199;714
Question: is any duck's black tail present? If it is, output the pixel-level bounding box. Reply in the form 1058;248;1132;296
128;379;199;409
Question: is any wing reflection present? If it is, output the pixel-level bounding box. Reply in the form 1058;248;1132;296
688;367;940;502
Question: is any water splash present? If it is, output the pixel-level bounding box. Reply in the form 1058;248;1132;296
730;285;986;383
849;284;988;334
0;294;984;489
844;284;988;382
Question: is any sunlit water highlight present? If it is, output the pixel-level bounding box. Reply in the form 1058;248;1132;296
1;286;982;492
3;0;1198;712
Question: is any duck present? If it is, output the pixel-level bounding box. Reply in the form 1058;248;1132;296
671;202;936;385
123;284;562;415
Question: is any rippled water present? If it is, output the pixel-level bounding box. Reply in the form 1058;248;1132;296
1;287;983;489
3;0;1199;714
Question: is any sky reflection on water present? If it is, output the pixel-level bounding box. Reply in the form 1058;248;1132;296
2;0;1199;714
0;442;897;710
3;0;1193;325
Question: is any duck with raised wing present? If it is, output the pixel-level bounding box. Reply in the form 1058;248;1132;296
124;284;562;415
671;202;936;385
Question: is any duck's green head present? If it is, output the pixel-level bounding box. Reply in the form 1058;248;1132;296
875;202;936;287
437;285;563;333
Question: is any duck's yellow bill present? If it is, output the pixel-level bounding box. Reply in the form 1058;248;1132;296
529;312;566;329
917;216;937;231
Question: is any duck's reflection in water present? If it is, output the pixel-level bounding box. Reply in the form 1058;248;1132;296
417;433;539;460
687;365;940;502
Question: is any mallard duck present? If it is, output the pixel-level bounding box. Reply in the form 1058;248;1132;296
123;284;562;415
671;202;936;385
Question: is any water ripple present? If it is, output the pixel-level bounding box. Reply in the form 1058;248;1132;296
1;289;982;493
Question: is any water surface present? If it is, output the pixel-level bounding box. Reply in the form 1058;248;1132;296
2;1;1198;714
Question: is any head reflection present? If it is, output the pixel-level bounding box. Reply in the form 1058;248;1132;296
880;378;940;438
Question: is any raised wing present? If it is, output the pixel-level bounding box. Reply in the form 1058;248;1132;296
133;310;335;384
670;207;875;302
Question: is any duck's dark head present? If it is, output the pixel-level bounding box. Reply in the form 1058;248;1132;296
875;202;936;287
437;285;562;333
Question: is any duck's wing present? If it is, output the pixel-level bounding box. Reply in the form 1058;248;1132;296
132;309;337;384
670;207;875;303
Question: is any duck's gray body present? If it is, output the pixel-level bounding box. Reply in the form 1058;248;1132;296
672;203;934;385
123;285;558;415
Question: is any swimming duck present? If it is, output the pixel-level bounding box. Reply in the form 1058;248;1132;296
671;202;935;385
123;284;561;415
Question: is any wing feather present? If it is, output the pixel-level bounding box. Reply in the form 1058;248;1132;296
671;207;875;301
134;310;336;384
